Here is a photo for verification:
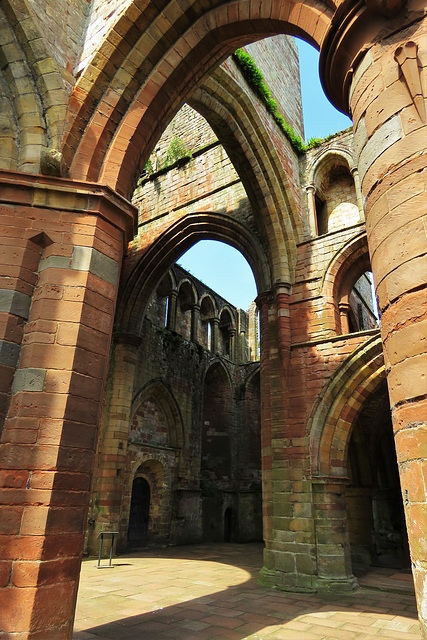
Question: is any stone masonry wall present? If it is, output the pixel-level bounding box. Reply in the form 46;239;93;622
28;0;90;90
76;0;131;76
245;36;304;140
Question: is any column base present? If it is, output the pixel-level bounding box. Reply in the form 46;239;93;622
313;575;359;593
258;566;359;594
258;566;317;593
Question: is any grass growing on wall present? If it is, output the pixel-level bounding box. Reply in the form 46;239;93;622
142;135;193;179
232;48;334;155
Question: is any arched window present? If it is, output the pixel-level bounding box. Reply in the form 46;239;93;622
338;269;378;335
324;235;379;335
146;271;175;328
176;280;196;340
309;152;361;236
199;295;215;350
218;308;235;358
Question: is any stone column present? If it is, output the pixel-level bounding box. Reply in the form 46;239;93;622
211;317;219;353
255;291;274;578
229;327;236;361
350;167;365;220
338;302;351;335
166;289;178;331
320;6;427;634
305;184;318;238
0;170;136;639
191;303;200;343
259;284;319;592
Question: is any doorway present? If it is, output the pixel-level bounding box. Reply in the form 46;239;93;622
128;477;150;548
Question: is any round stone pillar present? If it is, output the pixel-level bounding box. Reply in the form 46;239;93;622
320;5;426;635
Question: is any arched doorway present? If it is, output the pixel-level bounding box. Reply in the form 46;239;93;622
347;383;410;570
128;477;151;548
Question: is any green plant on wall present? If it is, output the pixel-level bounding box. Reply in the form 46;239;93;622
140;135;192;181
166;135;192;165
232;48;338;155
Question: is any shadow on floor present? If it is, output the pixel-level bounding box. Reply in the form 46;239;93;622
73;543;420;640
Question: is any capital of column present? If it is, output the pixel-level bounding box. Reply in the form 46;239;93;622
338;302;351;312
318;0;419;114
255;290;273;310
0;169;137;245
272;282;292;298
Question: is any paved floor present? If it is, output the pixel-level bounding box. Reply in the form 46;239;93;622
73;543;422;640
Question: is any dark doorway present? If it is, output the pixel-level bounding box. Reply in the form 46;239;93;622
128;477;150;548
224;507;232;542
346;384;410;570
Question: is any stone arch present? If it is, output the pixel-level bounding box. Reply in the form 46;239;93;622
146;269;176;328
309;334;386;478
116;212;270;336
189;64;303;282
0;5;46;172
199;294;217;350
308;148;361;235
218;306;237;358
199;293;217;315
176;277;198;306
65;0;334;191
0;0;68;171
175;278;197;340
131;379;184;450
322;232;374;334
202;358;233;390
307;148;357;185
0;73;18;170
127;456;171;546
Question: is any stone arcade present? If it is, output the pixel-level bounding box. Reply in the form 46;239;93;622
0;1;426;638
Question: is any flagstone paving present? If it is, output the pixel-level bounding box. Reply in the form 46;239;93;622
73;543;422;640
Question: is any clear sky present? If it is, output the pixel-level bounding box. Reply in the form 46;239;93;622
177;38;352;311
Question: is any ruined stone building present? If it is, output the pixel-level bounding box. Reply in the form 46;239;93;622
0;2;426;639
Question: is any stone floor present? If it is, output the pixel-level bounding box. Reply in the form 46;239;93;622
73;543;422;640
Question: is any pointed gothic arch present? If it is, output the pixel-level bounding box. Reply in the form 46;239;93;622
64;0;334;190
131;379;184;450
116;212;270;336
309;334;386;479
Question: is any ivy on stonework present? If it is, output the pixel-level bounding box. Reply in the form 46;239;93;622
232;48;338;155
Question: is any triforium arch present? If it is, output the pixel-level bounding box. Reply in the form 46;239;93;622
306;146;364;235
322;232;374;335
116;212;271;336
64;0;334;191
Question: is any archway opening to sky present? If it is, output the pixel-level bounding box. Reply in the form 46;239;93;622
177;240;257;312
177;40;351;303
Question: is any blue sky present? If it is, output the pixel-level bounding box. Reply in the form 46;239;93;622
177;39;352;310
